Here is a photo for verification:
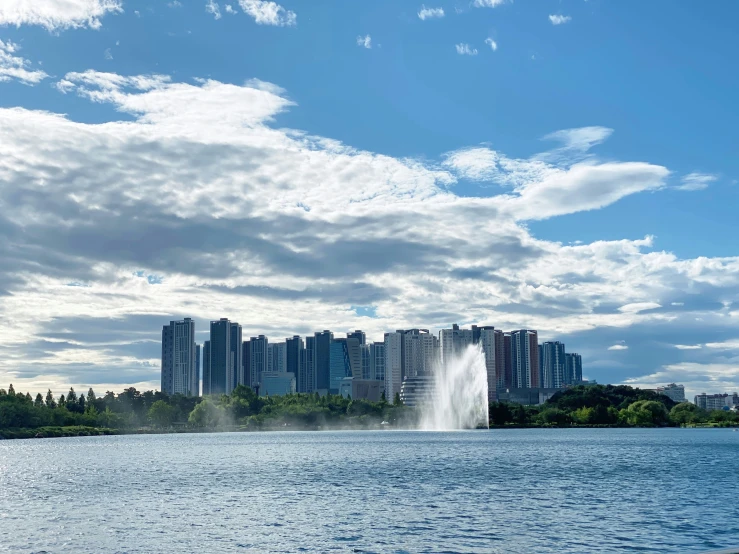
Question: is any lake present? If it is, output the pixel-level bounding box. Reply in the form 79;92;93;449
1;428;737;553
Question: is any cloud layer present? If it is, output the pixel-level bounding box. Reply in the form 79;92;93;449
0;39;48;84
0;0;122;31
0;72;737;398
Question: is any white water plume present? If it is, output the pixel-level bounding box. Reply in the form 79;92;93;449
419;344;489;430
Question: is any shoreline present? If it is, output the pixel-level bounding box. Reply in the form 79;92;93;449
2;422;737;441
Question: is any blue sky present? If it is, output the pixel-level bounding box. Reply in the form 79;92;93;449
1;0;738;397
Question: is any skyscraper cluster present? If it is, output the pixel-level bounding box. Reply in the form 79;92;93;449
160;319;584;400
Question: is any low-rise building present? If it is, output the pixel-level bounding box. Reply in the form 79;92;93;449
497;387;561;406
656;383;686;403
399;373;437;407
260;372;296;397
694;392;736;411
338;378;382;402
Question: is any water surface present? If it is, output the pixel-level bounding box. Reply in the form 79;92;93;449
1;428;737;553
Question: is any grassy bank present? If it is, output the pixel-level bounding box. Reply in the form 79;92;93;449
0;426;119;440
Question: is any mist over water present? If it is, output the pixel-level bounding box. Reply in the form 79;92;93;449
420;344;489;430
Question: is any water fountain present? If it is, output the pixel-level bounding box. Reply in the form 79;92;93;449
419;344;489;430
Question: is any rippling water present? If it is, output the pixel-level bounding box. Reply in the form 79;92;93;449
1;429;738;553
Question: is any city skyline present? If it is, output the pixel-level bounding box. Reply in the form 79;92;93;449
1;2;739;399
164;316;587;402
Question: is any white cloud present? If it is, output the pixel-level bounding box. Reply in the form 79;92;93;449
618;302;662;314
443;141;669;221
455;43;478;56
0;38;48;85
2;71;739;395
671;302;684;306
418;5;444;20
676;172;718;191
549;14;572;25
608;344;629;351
238;0;296;26
542;126;613;153
0;0;122;31
705;340;739;350
225;4;237;14
484;37;498;51
206;0;222;20
356;34;372;49
104;48;113;60
472;0;505;7
675;344;702;350
168;1;183;7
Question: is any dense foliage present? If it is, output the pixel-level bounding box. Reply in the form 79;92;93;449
0;383;411;438
489;385;739;427
2;382;736;439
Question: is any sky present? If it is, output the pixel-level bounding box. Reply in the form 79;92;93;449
1;0;738;399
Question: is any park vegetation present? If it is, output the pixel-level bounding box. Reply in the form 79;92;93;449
0;383;736;439
490;384;739;428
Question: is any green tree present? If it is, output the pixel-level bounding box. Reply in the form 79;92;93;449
78;394;86;411
514;404;529;425
8;384;15;397
87;388;96;406
670;402;701;425
34;393;44;408
188;399;226;428
67;388;77;404
625;400;669;426
489;402;513;426
393;393;402;406
45;389;56;408
537;408;571;426
58;394;66;408
148;400;176;428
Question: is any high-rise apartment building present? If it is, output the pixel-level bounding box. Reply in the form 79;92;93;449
360;344;371;379
207;319;228;395
403;329;438;378
384;331;403;401
268;342;286;373
313;331;333;394
510;329;539;388
383;329;437;400
241;340;251;389
202;341;211;395
160;318;199;396
229;322;242;392
503;332;513;389
369;341;386;384
195;343;201;396
477;326;499;403
329;337;361;393
303;335;315;393
439;324;473;365
540;341;567;389
206;319;242;395
347;330;366;345
286;336;303;385
565;353;583;385
248;335;268;390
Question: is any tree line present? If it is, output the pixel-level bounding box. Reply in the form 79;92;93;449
490;384;739;427
0;383;410;437
1;382;736;439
